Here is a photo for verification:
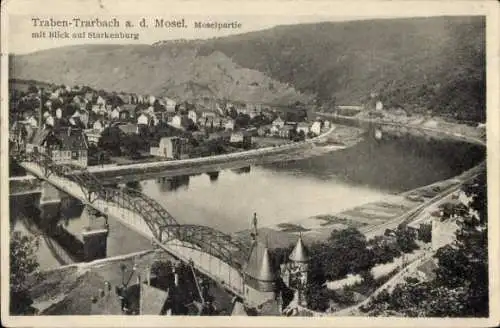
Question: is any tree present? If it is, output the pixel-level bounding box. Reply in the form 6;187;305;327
362;172;488;317
395;224;418;253
122;134;145;159
235;113;251;129
323;228;375;279
10;231;40;314
98;127;123;156
27;84;38;94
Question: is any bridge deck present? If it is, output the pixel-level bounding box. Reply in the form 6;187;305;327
20;161;245;298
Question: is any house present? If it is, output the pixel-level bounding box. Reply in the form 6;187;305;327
54;108;63;119
110;107;120;120
93;120;104;132
279;125;294;139
187;110;197;123
208;131;232;143
118;93;132;104
215;103;225;116
78;109;90;128
44;114;55;128
148;95;156;105
164;97;177;112
119;107;133;121
117;123;139;135
310;121;322;136
24;112;38;128
225;119;235;131
73;95;84;105
150;136;189;160
270;125;280;136
191;131;205;141
84;129;102;145
92;104;105;114
272;117;285;129
84;92;94;102
96;96;106;106
230;131;252;148
69;116;86;129
375;101;384;111
257;125;271;137
248;111;259;119
26;127;88;168
137;113;149;125
171;115;182;128
296;122;309;135
201;111;217;119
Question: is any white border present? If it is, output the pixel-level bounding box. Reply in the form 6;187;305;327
1;1;499;327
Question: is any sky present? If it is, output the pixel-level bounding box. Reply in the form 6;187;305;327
8;14;377;54
5;0;490;55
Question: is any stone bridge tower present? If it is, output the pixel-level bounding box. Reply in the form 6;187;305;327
243;213;278;307
281;233;310;307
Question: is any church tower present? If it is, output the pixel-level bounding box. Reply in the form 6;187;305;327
243;213;278;307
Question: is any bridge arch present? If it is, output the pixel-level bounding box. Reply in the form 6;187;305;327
14;150;250;278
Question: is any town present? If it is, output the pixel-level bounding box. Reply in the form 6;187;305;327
9;80;330;169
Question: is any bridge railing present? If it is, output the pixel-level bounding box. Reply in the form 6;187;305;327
15;148;250;273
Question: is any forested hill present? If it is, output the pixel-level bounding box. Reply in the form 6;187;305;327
10;16;485;121
196;16;485;121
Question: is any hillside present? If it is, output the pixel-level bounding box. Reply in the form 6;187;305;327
10;44;312;106
10;16;485;120
197;16;485;121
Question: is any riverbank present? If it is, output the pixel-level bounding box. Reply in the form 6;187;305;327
234;118;486;249
80;125;337;179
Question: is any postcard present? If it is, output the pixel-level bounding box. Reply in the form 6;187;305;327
1;0;499;327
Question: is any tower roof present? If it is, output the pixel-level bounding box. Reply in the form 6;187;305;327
244;242;277;282
231;301;248;316
289;235;309;263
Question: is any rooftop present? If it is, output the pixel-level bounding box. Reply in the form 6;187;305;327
288;235;309;263
244;242;277;283
29;127;88;150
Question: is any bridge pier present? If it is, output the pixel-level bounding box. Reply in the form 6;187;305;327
82;207;109;262
82;227;109;262
60;194;85;219
37;181;62;230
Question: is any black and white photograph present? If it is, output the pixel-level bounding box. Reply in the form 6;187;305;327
1;0;498;326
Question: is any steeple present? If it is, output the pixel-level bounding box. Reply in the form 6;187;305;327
289;233;309;263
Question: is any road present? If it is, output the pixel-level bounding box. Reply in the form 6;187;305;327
73;126;337;182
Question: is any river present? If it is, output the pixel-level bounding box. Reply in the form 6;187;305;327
138;135;484;233
12;133;485;269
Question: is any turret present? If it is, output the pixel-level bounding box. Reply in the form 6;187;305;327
243;213;279;307
289;233;309;264
282;234;310;307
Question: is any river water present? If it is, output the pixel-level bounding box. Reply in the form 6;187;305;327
13;134;484;269
138;135;484;233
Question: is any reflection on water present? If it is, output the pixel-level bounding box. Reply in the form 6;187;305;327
265;136;484;192
143;167;387;233
157;175;190;192
232;166;252;174
140;137;484;234
207;172;220;182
